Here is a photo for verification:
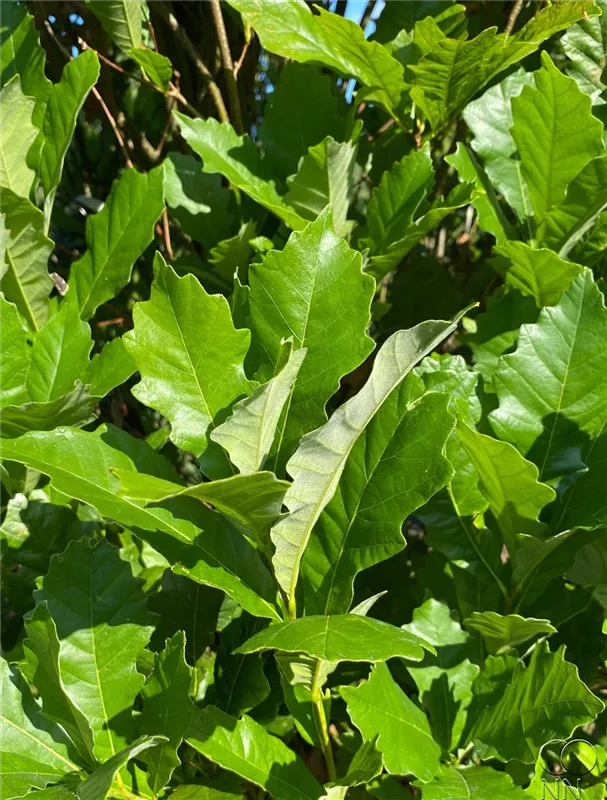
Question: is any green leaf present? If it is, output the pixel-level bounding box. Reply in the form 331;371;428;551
463;612;555;655
236;614;435;663
340;661;441;782
249;208;374;471
494;241;583;307
168;779;244;800
139;632;192;794
0;658;79;798
38;51;100;221
77;736;165;800
186;706;324;800
125;253;254;472
129;48;172;91
259;63;350;182
174;114;306;230
332;737;383;788
271;309;467;615
1;2;51;112
300;385;454;616
27;302;93;401
1;294;30;409
83;337;137;398
561;0;607;103
35;538;156;762
227;0;405;119
211;346;306;475
0;75;37;198
285;137;357;237
1;188;53;331
456;423;555;553
85;1;143;52
1;425;281;621
1;383;97;439
490;269;607;481
402;599;479;752
511;52;604;237
23;604;96;767
467;642;603;763
417;765;529;799
69;166;164;321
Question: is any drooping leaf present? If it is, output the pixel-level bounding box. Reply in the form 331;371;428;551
83;337;137;398
186;706;324;800
417;765;529;799
129;48;172;91
489;269;607;481
175;114;306;230
1;294;30;409
77;736;165;800
340;661;441;782
1;383;97;439
456;423;555;553
467;642;603;763
1;425;281;621
211;347;306;475
125;253;254;472
249;208;374;471
139;632;192;794
27;302;93;402
463;612;555;655
270;309;468;615
236;614;435;663
34;538;156;763
69;167;164;321
1;189;53;331
300;384;454;616
85;1;143;52
0;75;37;198
0;2;51;113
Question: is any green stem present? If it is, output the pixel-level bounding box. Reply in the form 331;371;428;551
311;660;336;782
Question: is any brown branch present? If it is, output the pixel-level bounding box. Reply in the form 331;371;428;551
504;0;525;37
162;208;174;261
156;1;230;123
210;0;244;133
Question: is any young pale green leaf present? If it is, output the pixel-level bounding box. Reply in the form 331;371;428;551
467;642;603;763
38;51;100;221
125;253;254;466
174;114;306;230
249;208;374;472
301;385;454;616
490;269;607;481
27;302;93;402
1;383;97;439
77;736;165;800
271;309;468;615
285;137;357;237
85;1;143;52
227;0;405;119
0;76;37;198
129;48;172;91
332;737;383;788
417;765;529;799
236;614;435;663
35;538;156;763
1;425;281;621
494;241;583;307
259;63;350;182
456;423;555;553
69;166;164;320
23;604;96;768
463;612;555;655
402;599;479;753
1;189;53;331
341;661;441;782
0;658;80;798
211;347;306;475
1;295;30;409
511;52;604;233
186;706;324;800
561;0;607;103
139;632;192;794
83;337;137;398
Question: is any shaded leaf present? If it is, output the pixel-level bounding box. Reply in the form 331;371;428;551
494;241;583;307
77;736;165;800
463;612;555;655
1;383;97;439
129;48;172;91
85;1;143;52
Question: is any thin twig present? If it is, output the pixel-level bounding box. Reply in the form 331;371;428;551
234;35;250;79
162;208;174;261
156;1;230;123
210;0;244;133
504;0;524;37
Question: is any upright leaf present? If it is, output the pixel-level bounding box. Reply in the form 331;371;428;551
83;337;137;398
340;662;441;782
271;311;466;615
1;294;30;409
35;538;156;762
77;736;165;800
139;633;192;794
125;254;254;471
69;167;164;320
249;208;374;471
85;1;143;52
0;75;37;197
